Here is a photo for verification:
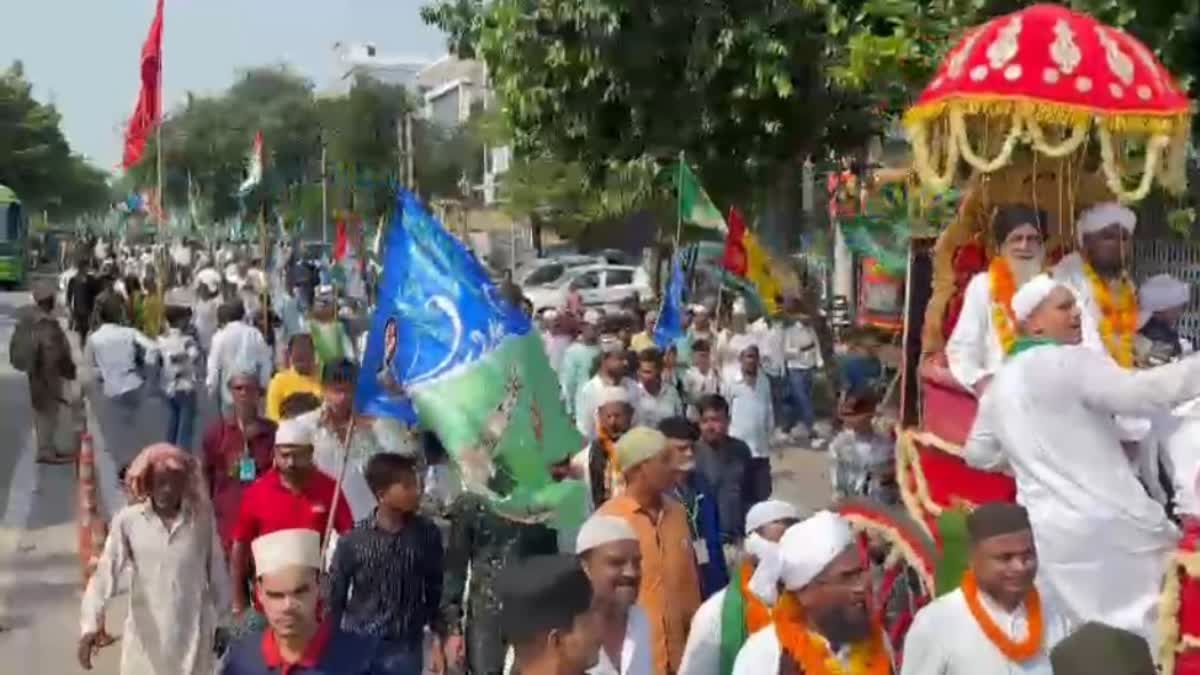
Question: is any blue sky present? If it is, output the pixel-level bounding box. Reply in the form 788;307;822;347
1;0;447;171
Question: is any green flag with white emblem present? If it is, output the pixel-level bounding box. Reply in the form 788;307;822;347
676;159;728;233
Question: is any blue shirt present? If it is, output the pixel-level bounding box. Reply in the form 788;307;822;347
671;471;729;599
220;625;386;675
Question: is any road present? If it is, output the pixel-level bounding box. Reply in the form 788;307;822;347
0;287;832;674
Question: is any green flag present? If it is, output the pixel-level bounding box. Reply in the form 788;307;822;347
677;159;728;232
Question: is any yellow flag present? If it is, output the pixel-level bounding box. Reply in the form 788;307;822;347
743;232;781;315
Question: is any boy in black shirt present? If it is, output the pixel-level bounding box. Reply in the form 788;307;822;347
328;452;446;674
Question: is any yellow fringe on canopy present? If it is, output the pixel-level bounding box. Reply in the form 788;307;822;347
842;512;936;594
904;95;1190;137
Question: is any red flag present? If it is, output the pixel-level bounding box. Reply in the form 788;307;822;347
122;0;164;169
722;207;748;277
334;216;348;261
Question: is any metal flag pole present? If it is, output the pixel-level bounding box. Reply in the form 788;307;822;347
321;143;329;245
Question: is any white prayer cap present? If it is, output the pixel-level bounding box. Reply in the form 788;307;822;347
575;514;637;554
729;333;758;355
596;384;632;408
747;510;853;602
1077;202;1136;240
251;528;322;576
275;417;314;446
1138;274;1190;328
1011;274;1062;322
745;500;803;535
582;309;602;325
732;298;748;316
542;308;559;321
691;304;710;316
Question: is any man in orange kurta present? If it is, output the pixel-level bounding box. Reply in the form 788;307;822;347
598;426;702;675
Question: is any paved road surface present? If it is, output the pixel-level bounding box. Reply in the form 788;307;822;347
0;287;833;674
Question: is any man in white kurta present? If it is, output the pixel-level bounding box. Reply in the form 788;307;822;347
732;511;891;675
946;205;1049;393
963;276;1200;646
576;336;642;439
901;502;1072;675
680;500;802;675
80;444;230;675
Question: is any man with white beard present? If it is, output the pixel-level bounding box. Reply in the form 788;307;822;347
946;205;1049;395
963;274;1200;647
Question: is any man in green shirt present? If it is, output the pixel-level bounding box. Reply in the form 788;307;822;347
560;310;601;417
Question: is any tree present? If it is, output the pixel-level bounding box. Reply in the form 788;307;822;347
0;61;112;219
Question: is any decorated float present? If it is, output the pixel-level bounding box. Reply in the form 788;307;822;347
832;2;1194;663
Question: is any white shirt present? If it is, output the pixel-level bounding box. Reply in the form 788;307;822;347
725;370;774;459
732;624;893;675
782;322;823;371
678;588;727;675
634;381;684;428
194;267;221;291
81;503;230;675
901;586;1072;675
85;323;159;398
204;320;273;396
963;344;1200;643
575;375;642;439
304;410;419;521
505;606;653;675
683;366;723;419
751;320;785;377
1160;410;1200;518
945;272;1007;389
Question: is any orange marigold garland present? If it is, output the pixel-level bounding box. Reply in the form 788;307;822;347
740;564;773;634
1082;262;1138;367
774;594;891;675
988;257;1019;354
961;570;1044;662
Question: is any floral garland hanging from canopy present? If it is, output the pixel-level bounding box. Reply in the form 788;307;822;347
903;3;1192;203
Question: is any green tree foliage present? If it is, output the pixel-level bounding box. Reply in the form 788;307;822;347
0;61;112;218
124;66;486;228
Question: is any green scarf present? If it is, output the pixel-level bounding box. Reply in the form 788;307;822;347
718;564;750;675
1007;335;1058;356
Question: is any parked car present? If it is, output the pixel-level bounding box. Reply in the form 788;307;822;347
516;255;602;288
524;264;652;313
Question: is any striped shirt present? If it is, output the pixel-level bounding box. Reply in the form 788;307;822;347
327;511;445;647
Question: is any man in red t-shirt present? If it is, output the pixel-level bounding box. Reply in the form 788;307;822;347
229;416;353;618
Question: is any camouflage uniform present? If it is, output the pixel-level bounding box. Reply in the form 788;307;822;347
440;493;559;675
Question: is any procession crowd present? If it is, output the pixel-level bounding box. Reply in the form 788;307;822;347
9;206;1194;675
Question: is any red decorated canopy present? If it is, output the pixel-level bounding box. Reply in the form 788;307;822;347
903;3;1192;201
908;3;1190;124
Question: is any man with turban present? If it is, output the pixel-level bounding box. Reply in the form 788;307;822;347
946;205;1049;394
598;426;702;675
1052;202;1139;365
963;274;1200;645
680;500;802;675
573;383;635;509
732;511;892;675
79;444;231;675
575;335;642;440
901;502;1072;674
1135;273;1193;367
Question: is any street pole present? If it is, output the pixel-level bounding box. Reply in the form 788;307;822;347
321;143;328;245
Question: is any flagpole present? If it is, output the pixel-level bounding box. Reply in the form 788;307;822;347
321;143;328;246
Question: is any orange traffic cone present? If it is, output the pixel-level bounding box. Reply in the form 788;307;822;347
76;432;114;646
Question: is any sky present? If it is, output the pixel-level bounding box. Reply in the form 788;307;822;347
1;0;447;171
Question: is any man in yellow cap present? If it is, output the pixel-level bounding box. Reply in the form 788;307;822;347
598;426;702;675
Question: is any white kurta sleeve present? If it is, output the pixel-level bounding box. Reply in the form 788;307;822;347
205;329;224;394
207;517;233;616
678;596;722;675
1077;349;1200;417
80;511;131;635
963;390;1007;472
575;380;596;438
945;275;991;389
899;605;947;675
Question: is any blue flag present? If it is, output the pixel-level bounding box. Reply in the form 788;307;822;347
356;191;586;526
654;253;685;349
